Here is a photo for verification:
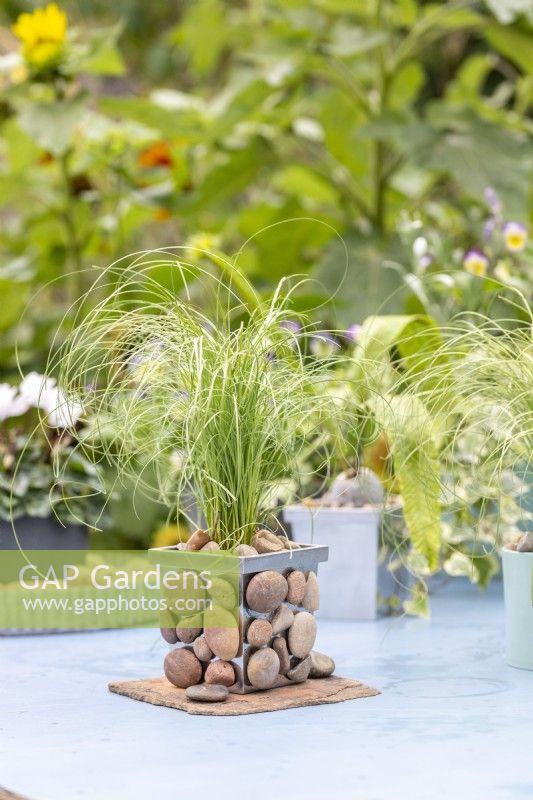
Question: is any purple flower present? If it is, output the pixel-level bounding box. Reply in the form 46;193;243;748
484;187;502;216
280;319;302;335
419;254;433;271
345;324;362;343
483;218;497;242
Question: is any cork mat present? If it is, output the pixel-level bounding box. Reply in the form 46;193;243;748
108;675;380;716
0;788;31;800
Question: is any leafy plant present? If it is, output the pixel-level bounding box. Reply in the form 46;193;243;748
401;304;533;566
0;372;104;525
52;259;351;548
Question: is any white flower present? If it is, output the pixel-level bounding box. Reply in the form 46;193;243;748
19;372;83;427
413;237;428;259
19;371;57;409
266;60;294;87
292;117;324;142
43;389;83;428
0;384;29;422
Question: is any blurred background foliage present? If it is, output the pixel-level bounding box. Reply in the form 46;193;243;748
0;0;532;568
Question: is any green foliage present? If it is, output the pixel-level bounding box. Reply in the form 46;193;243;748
53;265;348;548
371;394;441;570
0;0;531;581
0;430;103;524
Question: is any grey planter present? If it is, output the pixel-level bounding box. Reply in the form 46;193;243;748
0;516;88;551
152;543;329;694
0;516;88;635
283;505;381;619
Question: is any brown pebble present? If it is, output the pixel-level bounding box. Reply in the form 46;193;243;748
283;540;300;550
185;684;229;703
247;619;273;647
309;650;335;678
176;627;202;644
193;635;213;662
246;647;280;689
201;541;220;551
160;627;178;644
204;660;235;687
302;571;320;612
164;648;202;689
272;636;290;674
270;604;294;635
517;532;533;553
251;531;284;554
246;571;288;613
286;570;306;605
186;529;211;551
204;608;240;660
234;544;259;556
288;611;317;658
287;655;312;683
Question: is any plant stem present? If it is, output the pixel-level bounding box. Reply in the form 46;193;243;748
373;0;390;236
59;151;84;310
206;249;262;312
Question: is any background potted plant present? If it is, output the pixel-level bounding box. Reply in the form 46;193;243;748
0;371;102;550
55;259;348;695
408;307;533;667
284;314;443;620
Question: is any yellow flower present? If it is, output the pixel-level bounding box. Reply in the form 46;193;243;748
463;250;488;276
12;3;67;70
152;524;189;548
503;222;528;253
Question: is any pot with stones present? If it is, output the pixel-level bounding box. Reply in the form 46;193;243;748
502;532;533;670
284;467;403;620
153;528;336;698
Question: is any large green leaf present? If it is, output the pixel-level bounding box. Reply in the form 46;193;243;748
18;95;88;156
484;23;533;75
357;313;445;385
371;394;442;570
173;0;228;76
99;97;205;140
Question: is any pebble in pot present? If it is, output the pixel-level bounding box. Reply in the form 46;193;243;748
517;532;533;552
209;576;237;610
246;648;280;689
270;604;294;635
251;529;284;554
204;608;240;660
288;611;317;659
302;572;320;612
186;529;212;550
321;467;385;507
272;636;290;675
193;635;213;662
201;541;220;552
247;618;273;647
176;626;202;644
160;627;178;644
246;571;288;613
164;649;202;689
205;660;235;687
287;655;312;683
286;570;306;605
309;650;335;679
186;684;229;703
234;544;258;556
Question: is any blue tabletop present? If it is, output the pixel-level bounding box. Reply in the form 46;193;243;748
0;580;531;800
